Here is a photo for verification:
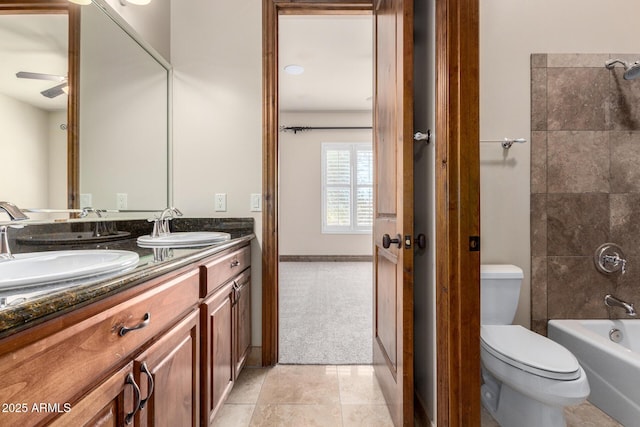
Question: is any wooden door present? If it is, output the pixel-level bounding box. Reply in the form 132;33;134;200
134;309;200;427
372;0;414;425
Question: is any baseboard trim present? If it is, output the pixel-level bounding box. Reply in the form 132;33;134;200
246;346;262;367
279;255;372;262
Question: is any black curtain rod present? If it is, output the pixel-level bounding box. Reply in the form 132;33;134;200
279;126;372;134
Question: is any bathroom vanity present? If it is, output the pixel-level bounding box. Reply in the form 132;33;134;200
0;219;253;427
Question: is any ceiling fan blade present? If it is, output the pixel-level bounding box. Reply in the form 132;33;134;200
40;82;68;98
16;71;67;82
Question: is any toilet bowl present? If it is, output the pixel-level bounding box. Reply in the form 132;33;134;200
480;265;590;427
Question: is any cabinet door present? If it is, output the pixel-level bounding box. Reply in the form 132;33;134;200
201;282;234;424
233;270;251;378
48;362;138;427
134;309;199;427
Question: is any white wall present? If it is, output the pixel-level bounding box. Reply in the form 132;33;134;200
279;111;372;256
0;93;49;218
480;0;640;327
48;111;68;210
171;0;263;345
103;0;171;61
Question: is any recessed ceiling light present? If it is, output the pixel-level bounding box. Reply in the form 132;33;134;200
284;64;304;75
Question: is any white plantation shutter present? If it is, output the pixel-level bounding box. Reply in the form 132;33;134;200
322;142;373;233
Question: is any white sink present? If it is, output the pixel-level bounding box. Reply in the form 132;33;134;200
137;231;231;248
0;250;139;290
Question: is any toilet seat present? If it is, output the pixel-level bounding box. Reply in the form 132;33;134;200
481;325;581;381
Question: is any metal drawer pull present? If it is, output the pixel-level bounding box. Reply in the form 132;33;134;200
119;312;151;336
125;373;141;425
139;362;155;409
230;259;240;267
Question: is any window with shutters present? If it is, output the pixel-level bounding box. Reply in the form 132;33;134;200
321;142;373;234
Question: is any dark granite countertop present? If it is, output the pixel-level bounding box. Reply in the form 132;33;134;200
0;218;254;339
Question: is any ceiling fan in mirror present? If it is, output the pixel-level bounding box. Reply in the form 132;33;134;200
15;71;68;98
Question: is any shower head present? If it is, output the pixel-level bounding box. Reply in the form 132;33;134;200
605;58;640;80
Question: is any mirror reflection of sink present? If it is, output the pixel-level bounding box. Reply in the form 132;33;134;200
0;250;139;291
137;232;231;248
16;231;131;245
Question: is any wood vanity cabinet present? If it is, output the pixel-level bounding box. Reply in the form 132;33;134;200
48;362;136;427
0;266;200;427
233;268;251;378
0;240;252;427
133;309;200;427
199;243;251;425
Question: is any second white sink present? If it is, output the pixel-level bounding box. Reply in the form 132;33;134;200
137;231;231;248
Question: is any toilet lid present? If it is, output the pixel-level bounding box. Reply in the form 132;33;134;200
481;325;581;380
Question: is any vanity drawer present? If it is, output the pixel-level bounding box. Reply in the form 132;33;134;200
200;244;251;297
0;269;199;427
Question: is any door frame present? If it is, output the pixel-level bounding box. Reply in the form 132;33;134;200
261;0;480;424
261;0;373;369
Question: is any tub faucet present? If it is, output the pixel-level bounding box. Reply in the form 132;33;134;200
605;294;637;316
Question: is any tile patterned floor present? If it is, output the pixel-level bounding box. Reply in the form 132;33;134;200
481;400;623;427
212;365;393;427
214;364;622;426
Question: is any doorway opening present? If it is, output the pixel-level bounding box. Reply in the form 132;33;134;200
277;14;374;365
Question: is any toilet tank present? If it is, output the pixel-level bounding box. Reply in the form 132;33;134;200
481;264;524;325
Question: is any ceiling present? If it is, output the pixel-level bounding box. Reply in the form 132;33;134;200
278;15;373;112
0;14;68;112
0;14;372;113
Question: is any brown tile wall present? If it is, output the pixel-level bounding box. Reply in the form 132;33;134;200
530;53;640;335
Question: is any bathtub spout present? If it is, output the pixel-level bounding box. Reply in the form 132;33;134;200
605;294;637;316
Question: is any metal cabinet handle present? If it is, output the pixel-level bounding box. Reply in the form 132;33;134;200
119;312;151;337
382;234;402;249
125;373;141;425
139;362;155;409
230;259;240;267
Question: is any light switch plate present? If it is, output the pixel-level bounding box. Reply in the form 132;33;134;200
250;193;262;212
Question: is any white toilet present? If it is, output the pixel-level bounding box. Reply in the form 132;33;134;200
480;264;590;427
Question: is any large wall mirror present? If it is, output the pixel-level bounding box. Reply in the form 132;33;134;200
0;0;170;219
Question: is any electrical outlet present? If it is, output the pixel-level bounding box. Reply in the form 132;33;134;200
215;193;227;212
116;193;128;210
250;193;262;212
80;193;92;208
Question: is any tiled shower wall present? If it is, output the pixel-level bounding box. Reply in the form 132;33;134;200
530;53;640;336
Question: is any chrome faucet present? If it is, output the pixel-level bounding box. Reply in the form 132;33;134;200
80;207;104;218
0;201;29;221
79;207;116;237
149;207;183;238
0;202;29;260
605;294;637;316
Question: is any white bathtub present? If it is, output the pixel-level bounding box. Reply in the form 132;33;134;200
548;319;640;427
